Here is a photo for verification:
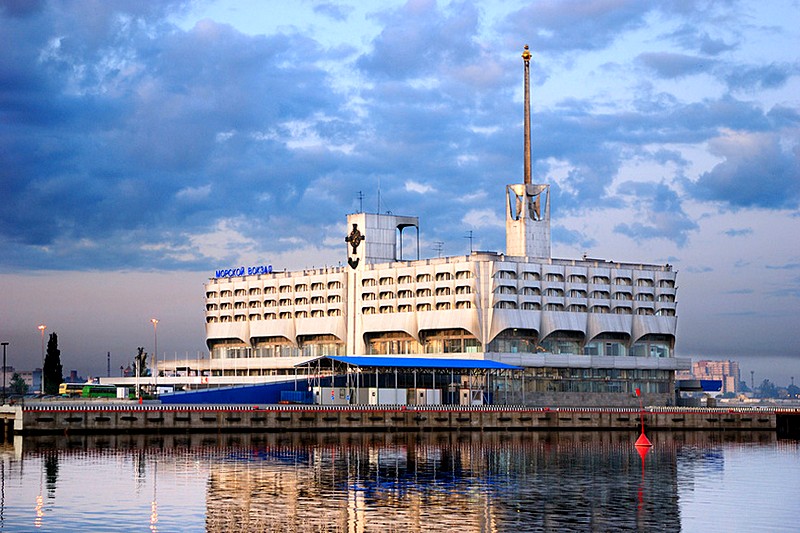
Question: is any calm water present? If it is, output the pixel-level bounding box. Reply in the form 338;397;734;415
1;431;798;532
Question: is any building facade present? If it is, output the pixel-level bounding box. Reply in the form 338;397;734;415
199;46;688;406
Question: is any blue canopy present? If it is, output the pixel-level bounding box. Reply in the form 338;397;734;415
299;355;521;371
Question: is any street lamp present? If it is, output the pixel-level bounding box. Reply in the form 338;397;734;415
150;318;159;391
2;342;8;404
38;324;46;395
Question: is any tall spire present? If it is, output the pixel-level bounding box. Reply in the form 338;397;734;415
522;44;532;185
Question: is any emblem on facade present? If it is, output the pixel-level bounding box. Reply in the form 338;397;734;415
345;223;364;269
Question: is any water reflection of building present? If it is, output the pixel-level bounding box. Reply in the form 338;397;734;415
203;432;694;532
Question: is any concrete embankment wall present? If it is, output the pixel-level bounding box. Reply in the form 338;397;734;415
11;404;784;436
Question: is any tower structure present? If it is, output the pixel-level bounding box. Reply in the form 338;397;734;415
506;45;551;259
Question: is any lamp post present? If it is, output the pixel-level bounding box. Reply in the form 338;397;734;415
1;342;8;404
150;318;159;392
38;324;46;395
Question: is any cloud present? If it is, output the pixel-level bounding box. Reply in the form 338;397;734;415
689;130;800;209
724;62;798;92
637;52;717;79
723;228;753;237
405;180;435;194
313;2;353;21
613;181;698;246
504;0;654;52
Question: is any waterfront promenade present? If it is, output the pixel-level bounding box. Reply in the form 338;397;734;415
4;402;798;437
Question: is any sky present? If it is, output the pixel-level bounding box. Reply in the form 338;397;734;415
1;0;799;386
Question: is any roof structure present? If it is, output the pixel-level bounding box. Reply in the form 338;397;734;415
298;356;522;371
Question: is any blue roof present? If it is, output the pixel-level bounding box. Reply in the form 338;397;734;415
300;355;521;371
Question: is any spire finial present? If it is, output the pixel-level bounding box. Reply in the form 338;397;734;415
522;45;532;185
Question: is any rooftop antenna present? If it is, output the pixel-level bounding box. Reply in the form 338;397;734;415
357;191;364;213
377;176;381;214
464;230;473;254
433;241;444;258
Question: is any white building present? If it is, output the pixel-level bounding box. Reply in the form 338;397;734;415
195;46;688;406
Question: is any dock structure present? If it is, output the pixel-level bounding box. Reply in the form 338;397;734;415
4;403;800;437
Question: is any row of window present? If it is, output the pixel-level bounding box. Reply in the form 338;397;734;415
362;301;473;314
361;271;474;287
492;301;674;315
207;309;344;322
492;271;673;288
492;287;674;301
207;281;345;299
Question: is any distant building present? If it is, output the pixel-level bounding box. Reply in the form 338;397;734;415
677;360;740;394
17;368;42;393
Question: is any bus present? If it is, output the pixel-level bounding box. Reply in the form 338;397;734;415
59;383;85;397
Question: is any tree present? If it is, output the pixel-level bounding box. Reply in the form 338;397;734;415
10;372;28;395
43;332;63;395
757;379;778;399
134;347;150;377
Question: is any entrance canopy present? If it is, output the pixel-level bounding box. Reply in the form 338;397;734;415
297;355;521;371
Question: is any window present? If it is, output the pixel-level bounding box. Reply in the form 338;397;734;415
435;287;451;296
362;292;376;301
327;309;342;316
311;310;324;317
249;301;261;308
279;312;292;319
248;288;261;295
206;303;218;311
417;303;432;311
264;313;277;320
380;305;394;314
234;289;246;296
494;285;516;295
544;303;564;311
568;274;587;283
362;307;376;315
416;288;432;297
327;281;342;289
206;291;218;299
398;304;413;312
327;295;342;303
264;286;276;294
456;270;473;279
220;303;232;310
279;298;291;306
379;277;394;286
234;302;246;309
456;301;472;309
613;306;632;315
657;294;675;302
398;289;413;299
362;278;377;287
614;276;632;286
455;286;472;295
521;271;541;281
436;302;451;310
279;285;292;294
569;289;587;298
379;291;395;299
656;309;676;316
398;275;412;284
294;284;307;292
591;290;610;299
568;304;587;312
636;278;655;287
311;282;324;291
545;273;564;282
519;287;540;296
416;273;432;282
220;290;232;297
295;310;308;318
494;301;517;309
264;299;277;307
659;279;675;288
613;291;632;300
520;302;540;310
591;305;610;314
494;270;517;279
545;288;564;297
637;307;654;315
435;272;452;281
311;296;324;304
636;293;654;302
592;276;610;285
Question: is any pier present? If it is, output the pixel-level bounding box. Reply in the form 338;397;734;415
4;403;800;437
